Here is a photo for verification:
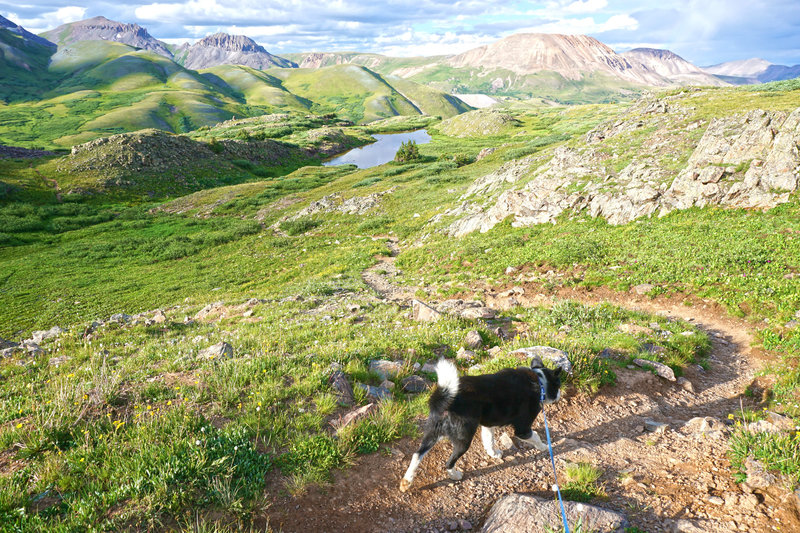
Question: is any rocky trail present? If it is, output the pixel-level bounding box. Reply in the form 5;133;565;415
268;240;798;533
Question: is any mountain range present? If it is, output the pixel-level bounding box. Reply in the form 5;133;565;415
1;14;799;149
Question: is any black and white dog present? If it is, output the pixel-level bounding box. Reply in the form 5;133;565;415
399;357;563;492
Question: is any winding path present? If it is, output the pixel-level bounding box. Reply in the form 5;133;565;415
269;239;793;533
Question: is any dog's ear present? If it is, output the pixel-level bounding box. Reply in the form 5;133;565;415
530;356;543;369
554;366;564;378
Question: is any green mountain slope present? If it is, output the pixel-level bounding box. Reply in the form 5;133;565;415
0;18;57;102
1;43;468;148
270;64;467;123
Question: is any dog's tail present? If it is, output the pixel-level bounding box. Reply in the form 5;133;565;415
434;358;459;401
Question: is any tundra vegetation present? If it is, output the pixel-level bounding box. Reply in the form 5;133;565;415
0;80;799;530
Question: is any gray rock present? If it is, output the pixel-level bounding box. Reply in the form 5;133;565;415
481;493;628;533
109;313;132;323
785;320;799;330
641;343;667;355
672;519;706;533
632;358;676;381
464;330;483;350
487;346;502;357
677;376;694;393
152;310;167;324
329;370;354;405
412;299;442;322
31;326;64;344
330;403;377;432
0;338;18;350
644;418;668;433
510;346;573;374
421;360;438;373
1;347;19;357
458;519;473;530
707;495;724;505
369;359;403;380
49;356;70;367
357;383;392;400
194;302;224;320
456;348;476;362
683;417;726;438
633;283;656;295
496;432;515;451
744;457;777;489
401;375;430;393
198;342;234;360
380;379;395;390
461;307;497;320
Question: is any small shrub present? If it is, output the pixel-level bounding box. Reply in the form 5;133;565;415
394;140;421;163
280;218;321;236
207;138;224;154
452;153;474;167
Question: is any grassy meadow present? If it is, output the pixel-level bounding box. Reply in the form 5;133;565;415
1;82;799;529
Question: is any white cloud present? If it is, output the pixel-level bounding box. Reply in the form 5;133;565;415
1;6;86;33
564;0;608;14
518;13;638;35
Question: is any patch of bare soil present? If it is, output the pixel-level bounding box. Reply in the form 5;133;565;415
263;251;799;533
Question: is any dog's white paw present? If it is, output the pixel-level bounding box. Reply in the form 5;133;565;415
488;448;502;459
447;468;463;481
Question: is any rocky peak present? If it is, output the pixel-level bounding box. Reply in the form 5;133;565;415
194;33;264;53
40;16;172;58
621;47;728;86
446;32;669;86
180;32;297;70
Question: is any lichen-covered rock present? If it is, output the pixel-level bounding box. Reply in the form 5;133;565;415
481;493;628;533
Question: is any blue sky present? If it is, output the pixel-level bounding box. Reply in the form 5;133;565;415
3;0;799;66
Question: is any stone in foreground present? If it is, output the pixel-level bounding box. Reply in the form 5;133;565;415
481;493;628;533
632;358;676;381
510;346;573;374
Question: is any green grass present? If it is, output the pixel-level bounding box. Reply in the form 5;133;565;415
562;462;606;502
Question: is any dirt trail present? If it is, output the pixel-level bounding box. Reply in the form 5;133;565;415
31;162;62;202
268;243;796;533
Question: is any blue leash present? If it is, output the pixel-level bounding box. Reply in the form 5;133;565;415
539;377;571;533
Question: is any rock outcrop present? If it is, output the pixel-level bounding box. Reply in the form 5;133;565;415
179;33;296;70
448;94;800;236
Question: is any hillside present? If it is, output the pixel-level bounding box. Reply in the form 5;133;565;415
41;16;172;58
0;81;799;532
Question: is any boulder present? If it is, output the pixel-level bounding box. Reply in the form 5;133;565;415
357;383;392;401
198;342;234;360
401;375;430;393
461;307;497;320
329;370;354;405
31;326;64;344
632;283;655;295
456;348;476;363
411;299;442;322
744;457;777;489
481;493;628;533
464;330;483;350
330;403;377;432
632;358;676;381
109;313;132;323
369;359;403;380
510;346;573;374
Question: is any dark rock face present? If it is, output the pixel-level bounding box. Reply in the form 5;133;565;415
41;16;172;58
180;33;297;70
